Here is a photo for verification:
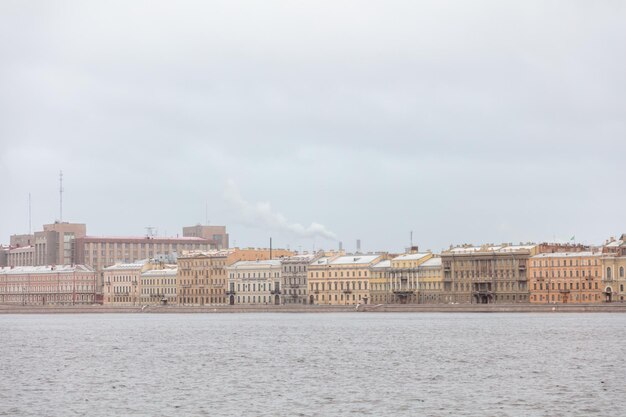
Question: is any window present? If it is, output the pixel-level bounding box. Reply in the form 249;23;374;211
620;267;624;278
607;267;612;279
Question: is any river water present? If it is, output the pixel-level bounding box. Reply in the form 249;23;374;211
1;313;624;417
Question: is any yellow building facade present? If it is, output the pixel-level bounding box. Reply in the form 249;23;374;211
389;252;433;304
308;254;382;305
417;257;443;304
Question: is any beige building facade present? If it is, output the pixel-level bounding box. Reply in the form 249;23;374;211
177;250;232;306
442;244;536;304
227;260;282;305
141;266;178;305
601;235;626;302
103;261;148;305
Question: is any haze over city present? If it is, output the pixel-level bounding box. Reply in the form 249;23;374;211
1;1;624;252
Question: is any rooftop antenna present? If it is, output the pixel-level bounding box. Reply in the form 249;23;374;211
145;226;155;237
59;170;64;221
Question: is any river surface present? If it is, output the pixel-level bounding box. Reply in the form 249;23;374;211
1;313;625;417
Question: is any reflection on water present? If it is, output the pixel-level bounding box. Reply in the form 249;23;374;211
1;313;624;416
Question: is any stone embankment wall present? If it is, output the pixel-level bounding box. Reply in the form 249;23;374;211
2;303;626;314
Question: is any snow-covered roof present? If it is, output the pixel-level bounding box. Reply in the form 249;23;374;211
103;262;147;271
499;245;537;252
8;246;34;253
142;268;177;277
0;265;94;274
447;245;536;254
532;251;602;258
393;252;430;261
420;257;442;267
330;255;381;265
283;253;318;262
371;260;391;269
180;249;235;258
311;257;332;266
228;259;282;269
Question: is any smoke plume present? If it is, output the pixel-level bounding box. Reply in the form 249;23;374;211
224;179;337;240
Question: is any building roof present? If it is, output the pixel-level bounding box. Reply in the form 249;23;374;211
393;252;431;261
0;265;94;274
420;257;442;267
447;244;536;254
227;259;282;269
329;254;381;265
283;253;319;262
103;261;147;271
179;249;235;258
8;246;34;253
78;236;210;243
142;268;177;277
532;251;602;258
371;260;391;269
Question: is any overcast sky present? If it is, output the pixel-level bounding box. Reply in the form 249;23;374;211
1;1;624;253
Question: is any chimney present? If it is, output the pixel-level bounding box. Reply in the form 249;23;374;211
339;241;343;252
356;239;361;254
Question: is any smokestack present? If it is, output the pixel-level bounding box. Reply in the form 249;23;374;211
339;241;343;252
270;237;272;260
356;239;361;254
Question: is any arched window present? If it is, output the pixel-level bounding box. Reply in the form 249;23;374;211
607;267;612;279
620;266;624;278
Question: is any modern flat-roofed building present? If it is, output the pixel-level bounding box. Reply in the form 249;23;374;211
74;235;211;292
0;246;7;267
0;265;97;305
35;222;87;266
7;246;35;267
183;225;229;249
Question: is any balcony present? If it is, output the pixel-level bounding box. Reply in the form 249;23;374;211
225;289;236;296
270;289;281;295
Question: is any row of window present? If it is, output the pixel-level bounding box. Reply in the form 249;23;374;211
533;281;599;291
311;281;368;291
532;258;600;267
